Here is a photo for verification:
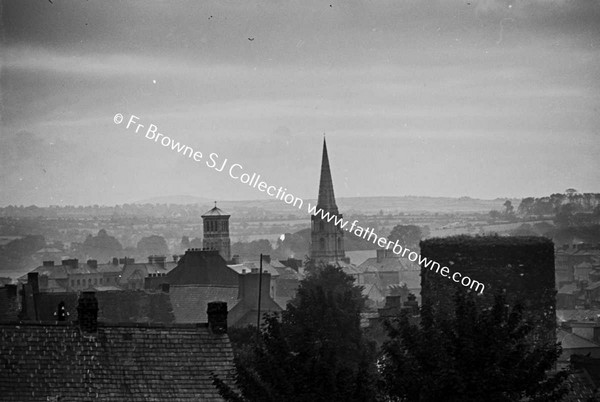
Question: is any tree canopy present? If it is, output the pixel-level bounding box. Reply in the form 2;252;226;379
214;265;379;402
387;225;423;250
82;229;123;261
137;235;169;257
379;291;568;402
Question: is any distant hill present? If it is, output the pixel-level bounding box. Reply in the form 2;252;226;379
219;196;520;215
133;195;520;213
133;195;213;205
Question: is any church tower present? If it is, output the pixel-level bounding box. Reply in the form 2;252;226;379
202;202;231;261
310;138;347;265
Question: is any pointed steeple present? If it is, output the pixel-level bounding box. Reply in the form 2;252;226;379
317;137;338;212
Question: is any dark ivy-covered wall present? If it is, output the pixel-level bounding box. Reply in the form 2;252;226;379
420;235;556;341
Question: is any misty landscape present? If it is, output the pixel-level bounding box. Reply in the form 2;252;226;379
1;0;600;401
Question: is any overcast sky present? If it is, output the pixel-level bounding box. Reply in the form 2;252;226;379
1;0;599;206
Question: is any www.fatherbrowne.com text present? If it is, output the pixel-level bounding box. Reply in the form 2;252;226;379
113;113;485;294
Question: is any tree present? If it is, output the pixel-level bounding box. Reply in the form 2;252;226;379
510;223;538;237
214;265;380;402
82;229;123;261
387;225;423;250
274;231;309;259
488;210;502;220
379;292;568;402
137;235;169;257
517;197;535;216
555;203;575;228
231;239;273;260
565;188;578;197
503;200;515;217
181;236;190;250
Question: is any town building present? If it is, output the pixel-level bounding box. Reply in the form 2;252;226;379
0;291;236;401
119;255;178;290
228;254;303;309
145;249;282;327
355;249;421;299
20;258;125;292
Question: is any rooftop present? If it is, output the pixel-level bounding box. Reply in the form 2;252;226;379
0;321;235;401
202;202;230;217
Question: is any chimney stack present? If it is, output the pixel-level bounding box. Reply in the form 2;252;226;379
160;283;170;293
43;261;55;267
112;257;119;265
207;301;228;334
62;259;79;269
77;291;98;333
376;249;385;263
87;259;98;269
262;255;271;264
154;256;166;269
56;301;67;321
27;272;39;294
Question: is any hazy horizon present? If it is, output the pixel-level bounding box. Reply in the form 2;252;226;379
2;0;599;206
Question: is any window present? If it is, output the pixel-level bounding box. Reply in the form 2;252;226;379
320;238;325;251
319;221;325;231
100;278;103;284
71;280;75;287
77;279;80;285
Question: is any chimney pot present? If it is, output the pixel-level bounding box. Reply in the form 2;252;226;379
207;301;228;334
77;291;98;333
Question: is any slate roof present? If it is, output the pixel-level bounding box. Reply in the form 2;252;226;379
202;205;230;217
345;250;376;266
227;262;280;277
22;261;124;281
170;285;239;324
585;282;600;291
0;321;235;401
558;283;580;295
120;262;176;282
165;250;239;286
558;329;600;349
358;256;420;273
557;309;600;322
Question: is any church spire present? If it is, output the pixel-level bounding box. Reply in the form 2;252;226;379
317;137;338;212
310;137;346;265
